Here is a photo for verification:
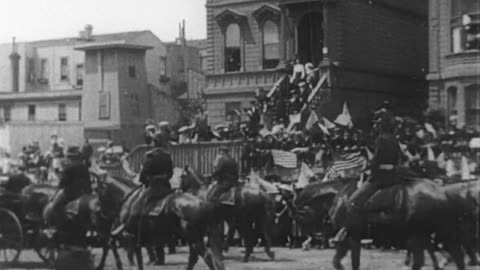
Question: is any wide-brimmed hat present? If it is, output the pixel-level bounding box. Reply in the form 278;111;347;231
66;146;82;158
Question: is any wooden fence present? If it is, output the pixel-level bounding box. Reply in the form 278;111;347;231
102;141;245;178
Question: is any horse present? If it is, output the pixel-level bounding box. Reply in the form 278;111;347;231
441;180;480;266
116;176;225;270
180;166;276;262
328;176;466;270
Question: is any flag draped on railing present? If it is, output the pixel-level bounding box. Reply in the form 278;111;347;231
322;151;367;182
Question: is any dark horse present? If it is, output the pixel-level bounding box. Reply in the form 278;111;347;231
116;176;225;270
328;176;466;270
180;166;276;262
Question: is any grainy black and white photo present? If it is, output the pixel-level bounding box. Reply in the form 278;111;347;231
0;0;479;269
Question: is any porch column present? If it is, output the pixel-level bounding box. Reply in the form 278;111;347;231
279;5;288;63
321;2;330;62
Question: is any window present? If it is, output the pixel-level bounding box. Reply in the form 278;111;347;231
225;102;241;120
28;105;36;121
451;0;480;52
224;24;241;72
39;58;48;82
99;92;111;120
159;57;167;76
3;106;11;122
262;20;280;69
58;104;67;121
76;64;84;86
27;58;35;82
447;87;458;117
128;66;136;78
60;57;69;81
466;84;480;127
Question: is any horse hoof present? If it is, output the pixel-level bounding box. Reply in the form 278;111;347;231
333;260;345;270
267;251;275;260
154;260;165;266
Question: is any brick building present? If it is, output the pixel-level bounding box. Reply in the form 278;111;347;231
205;0;428;127
0;26;181;155
427;0;480;128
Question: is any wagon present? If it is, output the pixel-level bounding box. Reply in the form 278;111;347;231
0;178;56;266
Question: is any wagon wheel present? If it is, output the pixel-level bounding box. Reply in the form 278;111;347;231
0;208;23;264
33;227;58;266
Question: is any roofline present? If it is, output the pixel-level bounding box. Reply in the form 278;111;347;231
0;29;154;47
0;90;82;102
75;41;153;51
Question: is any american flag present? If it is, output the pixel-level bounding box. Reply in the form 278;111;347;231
271;150;298;168
322;151;367;182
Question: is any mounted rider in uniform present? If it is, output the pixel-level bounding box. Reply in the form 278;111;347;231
113;131;174;237
334;108;403;241
208;145;239;202
139;131;174;210
44;146;91;228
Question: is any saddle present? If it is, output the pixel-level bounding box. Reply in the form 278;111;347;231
147;194;173;216
218;187;236;206
363;180;412;224
64;194;97;220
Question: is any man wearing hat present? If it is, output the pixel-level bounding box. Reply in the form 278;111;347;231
44;146;91;228
209;145;239;202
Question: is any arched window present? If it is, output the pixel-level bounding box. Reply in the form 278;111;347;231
451;0;480;52
447;86;457;117
465;84;480;127
262;20;280;69
225;24;241;72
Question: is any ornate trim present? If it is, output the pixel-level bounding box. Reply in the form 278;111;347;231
252;4;281;25
215;8;247;31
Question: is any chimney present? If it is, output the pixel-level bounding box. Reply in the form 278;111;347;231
9;37;20;92
84;24;93;40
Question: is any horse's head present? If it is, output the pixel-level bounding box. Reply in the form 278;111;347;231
180;165;208;193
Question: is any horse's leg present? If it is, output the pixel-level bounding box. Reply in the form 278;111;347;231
168;234;176;254
186;243;199;270
404;249;411;267
426;242;441;270
332;237;349;270
408;236;426;270
146;246;156;265
154;242;165;265
110;239;124;270
96;245;109;270
239;218;254;262
259;213;275;260
135;245;144;270
349;234;361;270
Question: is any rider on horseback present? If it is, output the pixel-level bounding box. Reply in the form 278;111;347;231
334;108;403;242
139;131;174;210
44;146;91;229
112;131;174;237
208;145;239;202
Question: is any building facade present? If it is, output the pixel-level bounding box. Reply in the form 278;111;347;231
427;0;480;128
205;0;429;127
0;26;180;155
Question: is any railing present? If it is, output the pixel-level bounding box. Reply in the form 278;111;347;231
104;141;245;179
206;70;281;93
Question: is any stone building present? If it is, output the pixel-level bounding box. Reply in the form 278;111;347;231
205;0;429;127
0;26;180;155
427;0;480;128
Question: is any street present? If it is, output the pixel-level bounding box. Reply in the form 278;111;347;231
2;247;477;270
